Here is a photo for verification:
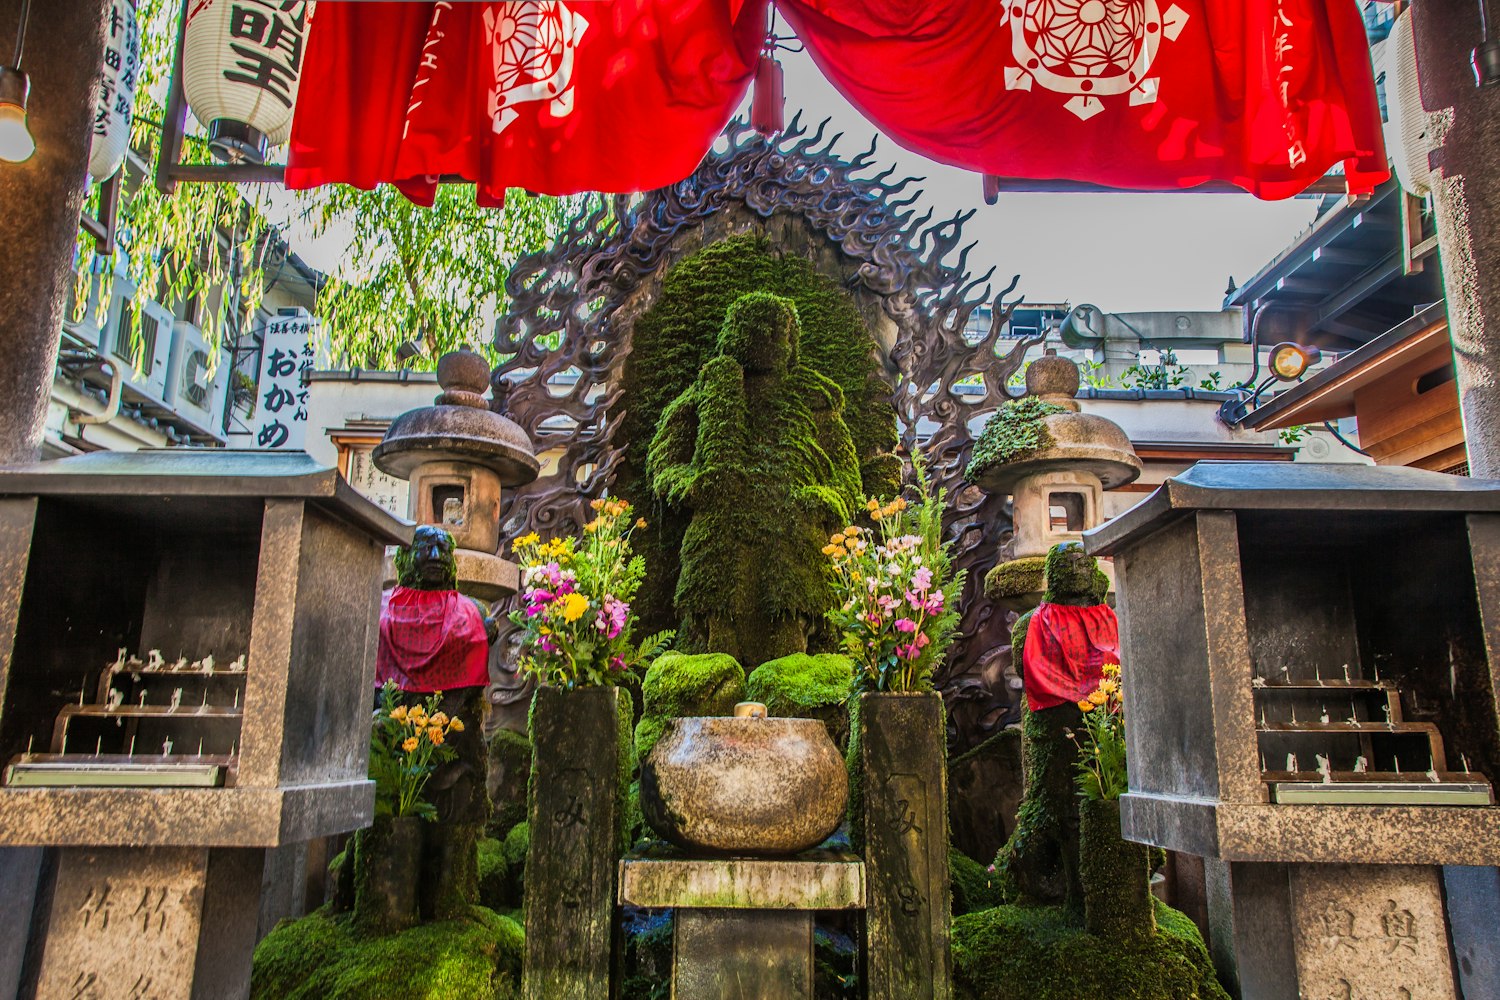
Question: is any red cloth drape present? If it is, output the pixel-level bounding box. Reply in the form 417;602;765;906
285;1;765;206
775;0;1388;199
376;586;491;693
1021;601;1121;712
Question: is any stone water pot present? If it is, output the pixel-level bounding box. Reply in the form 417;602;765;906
641;708;848;855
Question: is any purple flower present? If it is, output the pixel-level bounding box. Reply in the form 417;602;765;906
895;618;917;634
911;567;933;592
537;635;557;654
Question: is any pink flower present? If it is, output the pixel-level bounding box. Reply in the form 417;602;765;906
911;567;933;592
537;635;557;654
896;642;922;661
895;618;917;634
609;656;627;673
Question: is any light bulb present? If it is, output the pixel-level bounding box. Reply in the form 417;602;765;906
0;102;31;162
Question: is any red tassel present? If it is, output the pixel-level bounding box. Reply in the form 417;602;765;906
751;51;784;137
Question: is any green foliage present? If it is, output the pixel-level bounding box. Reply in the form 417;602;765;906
1121;349;1190;390
635;652;746;761
485;729;532;837
1071;665;1126;801
950;848;1005;916
617;234;898;642
369;683;461;822
646;290;865;662
477;822;529;912
965;398;1066;482
984;556;1047;600
251;906;523;1000
951;899;1229;1000
1278;424;1310;445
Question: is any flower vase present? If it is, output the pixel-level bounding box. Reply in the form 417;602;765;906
858;691;952;1000
1079;796;1155;942
353;814;423;934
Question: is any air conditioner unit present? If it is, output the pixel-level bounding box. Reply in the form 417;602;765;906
164;318;230;438
103;288;173;403
1383;9;1434;198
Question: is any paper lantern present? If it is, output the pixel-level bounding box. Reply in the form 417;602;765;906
87;0;140;184
182;0;313;163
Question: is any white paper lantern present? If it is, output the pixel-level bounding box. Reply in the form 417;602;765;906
86;0;140;184
182;0;314;163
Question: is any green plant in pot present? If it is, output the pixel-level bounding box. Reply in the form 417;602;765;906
1070;662;1155;942
357;682;465;933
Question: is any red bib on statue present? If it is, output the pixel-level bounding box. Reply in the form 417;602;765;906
1021;602;1121;712
377;586;490;692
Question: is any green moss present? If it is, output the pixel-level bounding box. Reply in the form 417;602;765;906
1042;543;1106;605
633;716;668;769
646;292;864;663
486;729;532;838
476;838;509;912
251;906;523;1000
747;653;853;749
965;398;1066;483
994;698;1083;911
615;687;637;856
844;699;864;852
951;899;1229;1000
950;847;1005;916
984;557;1047;601
617;234;898;644
635;652;746;762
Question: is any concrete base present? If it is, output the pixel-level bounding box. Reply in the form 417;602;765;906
1206;860;1458;1000
33;845;262;1000
673;909;812;1000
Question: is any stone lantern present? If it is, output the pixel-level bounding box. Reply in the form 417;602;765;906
975;351;1141;608
373;347;540;601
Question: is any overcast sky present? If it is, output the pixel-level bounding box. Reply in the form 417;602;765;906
285;45;1324;318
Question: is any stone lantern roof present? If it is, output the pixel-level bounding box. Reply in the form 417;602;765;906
373;347;541;485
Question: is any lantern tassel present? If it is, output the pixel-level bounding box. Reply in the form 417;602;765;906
751;50;784;138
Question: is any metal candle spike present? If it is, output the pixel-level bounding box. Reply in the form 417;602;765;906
129;735;136;756
94;737;101;757
1463;754;1471;774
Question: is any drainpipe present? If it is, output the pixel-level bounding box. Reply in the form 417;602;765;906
70;358;123;426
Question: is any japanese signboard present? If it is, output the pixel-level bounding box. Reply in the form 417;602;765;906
345;446;410;517
182;0;311;148
253;313;314;451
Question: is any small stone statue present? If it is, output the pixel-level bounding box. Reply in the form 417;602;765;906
370;524;498;922
998;542;1117;912
646;292;861;664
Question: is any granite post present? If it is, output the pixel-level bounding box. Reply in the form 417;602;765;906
859;692;951;1000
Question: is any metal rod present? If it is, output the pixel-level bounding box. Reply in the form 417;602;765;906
12;0;28;70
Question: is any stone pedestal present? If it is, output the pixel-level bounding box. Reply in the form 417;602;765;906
859;692;951;1000
1207;860;1458;1000
525;687;629;1000
618;850;865;1000
34;846;262;1000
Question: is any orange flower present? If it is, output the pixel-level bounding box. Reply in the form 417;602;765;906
428;727;445;745
401;736;419;752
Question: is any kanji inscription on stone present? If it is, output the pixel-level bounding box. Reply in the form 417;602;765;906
36;848;209;1000
1291;865;1457;1000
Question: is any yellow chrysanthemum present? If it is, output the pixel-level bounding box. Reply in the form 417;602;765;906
866;499;880;512
428;727;445;745
511;532;540;552
1097;678;1119;696
1088;688;1109;707
843;526;859;538
1102;662;1121;677
390;705;408;722
559;592;590;623
823;544;838;556
1077;700;1095;713
449;718;465;733
401;736;419;752
636;517;648;530
430;712;449;727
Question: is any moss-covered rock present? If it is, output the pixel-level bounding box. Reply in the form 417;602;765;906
617;234;899;644
984;556;1047;601
965;397;1066;483
950;847;1005;917
635;652;746;762
747;653;853;750
251;905;523;1000
477;821;530;913
951;899;1229;1000
486;728;532;838
844;698;864;852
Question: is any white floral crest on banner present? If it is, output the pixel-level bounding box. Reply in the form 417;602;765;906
1003;0;1189;121
484;2;590;136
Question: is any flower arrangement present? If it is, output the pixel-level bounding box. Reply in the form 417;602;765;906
825;457;966;693
369;681;463;821
1071;662;1127;800
509;497;673;689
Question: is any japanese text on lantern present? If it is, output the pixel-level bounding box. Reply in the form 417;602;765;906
254;314;314;451
224;0;309;109
96;1;140;140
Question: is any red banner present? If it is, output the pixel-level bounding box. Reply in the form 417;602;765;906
285;1;765;206
776;0;1388;199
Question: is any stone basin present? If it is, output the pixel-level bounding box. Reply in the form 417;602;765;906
641;715;848;856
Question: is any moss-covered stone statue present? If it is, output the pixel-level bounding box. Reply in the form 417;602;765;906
646;291;862;664
996;542;1115;912
364;525;498;924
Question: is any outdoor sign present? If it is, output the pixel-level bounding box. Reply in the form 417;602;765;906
87;0;140;184
253;313;314;451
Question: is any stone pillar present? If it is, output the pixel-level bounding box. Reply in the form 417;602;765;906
1412;1;1500;477
859;692;951;1000
0;0;108;464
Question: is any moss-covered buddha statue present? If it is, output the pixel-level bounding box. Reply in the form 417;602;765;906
646;291;862;665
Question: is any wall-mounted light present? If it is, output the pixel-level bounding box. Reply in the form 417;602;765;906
0;0;33;163
1268;342;1322;381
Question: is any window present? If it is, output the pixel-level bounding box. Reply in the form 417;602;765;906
1048;492;1086;532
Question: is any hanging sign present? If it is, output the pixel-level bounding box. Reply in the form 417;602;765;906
183;0;313;161
253;313;314;451
87;0;140;184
